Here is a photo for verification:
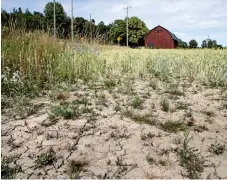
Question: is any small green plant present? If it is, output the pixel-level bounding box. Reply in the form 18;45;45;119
1;155;21;179
123;110;156;125
166;84;184;96
35;148;55;167
209;142;225;155
104;79;116;88
176;128;205;179
160;98;169;112
146;153;155;165
131;95;143;109
51;102;79;119
67;160;89;179
160;120;185;133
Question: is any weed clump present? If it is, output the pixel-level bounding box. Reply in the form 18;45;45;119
123;110;156;125
104;79;116;88
1;155;21;179
35;148;56;167
209;142;225;155
176;128;205;179
131;95;143;109
67;160;89;179
50;102;80;119
161;98;169;112
161;120;185;133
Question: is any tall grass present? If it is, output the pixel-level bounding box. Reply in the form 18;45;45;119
1;30;104;97
2;29;227;98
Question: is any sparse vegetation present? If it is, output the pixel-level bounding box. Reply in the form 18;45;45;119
67;160;89;179
50;102;80;119
176;128;205;179
123;110;156;125
104;79;117;89
1;155;21;179
131;95;143;109
146;153;155;165
160;120;185;133
209;142;225;155
161;98;170;112
35;148;56;167
165;83;184;96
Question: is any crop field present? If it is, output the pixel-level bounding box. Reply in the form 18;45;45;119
1;31;227;179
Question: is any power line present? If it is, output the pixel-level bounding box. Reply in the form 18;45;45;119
124;6;131;47
71;0;74;41
53;0;56;38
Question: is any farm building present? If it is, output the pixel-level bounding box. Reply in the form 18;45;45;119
144;25;180;49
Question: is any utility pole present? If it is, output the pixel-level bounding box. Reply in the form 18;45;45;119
124;6;131;47
207;35;209;48
90;13;92;41
53;0;56;38
71;0;74;41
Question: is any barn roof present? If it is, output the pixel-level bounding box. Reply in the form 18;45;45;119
146;25;180;42
167;30;180;42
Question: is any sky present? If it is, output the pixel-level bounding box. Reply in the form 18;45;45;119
1;0;227;46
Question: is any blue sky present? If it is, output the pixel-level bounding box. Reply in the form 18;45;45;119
1;0;227;46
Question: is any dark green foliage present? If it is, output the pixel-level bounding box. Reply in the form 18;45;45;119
189;39;198;48
178;40;188;48
109;16;149;46
201;40;207;48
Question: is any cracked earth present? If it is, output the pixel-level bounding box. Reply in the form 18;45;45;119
1;77;227;179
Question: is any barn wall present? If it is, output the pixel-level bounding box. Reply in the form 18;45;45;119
144;26;174;49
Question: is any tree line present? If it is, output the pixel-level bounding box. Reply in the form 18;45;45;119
1;1;148;46
1;1;224;48
178;39;223;49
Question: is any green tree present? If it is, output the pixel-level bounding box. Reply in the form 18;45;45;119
189;39;198;48
178;39;188;48
201;40;207;48
97;21;108;35
44;2;67;36
212;40;217;48
109;19;126;45
1;10;10;26
207;39;213;48
128;16;149;46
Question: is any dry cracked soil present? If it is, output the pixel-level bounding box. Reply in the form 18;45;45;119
1;76;227;179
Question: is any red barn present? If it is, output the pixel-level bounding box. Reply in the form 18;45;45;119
144;25;180;49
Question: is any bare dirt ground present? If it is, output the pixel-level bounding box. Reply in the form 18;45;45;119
1;76;227;179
